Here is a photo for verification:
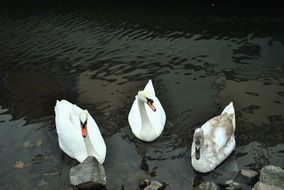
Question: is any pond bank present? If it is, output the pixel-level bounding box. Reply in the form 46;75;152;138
195;164;284;190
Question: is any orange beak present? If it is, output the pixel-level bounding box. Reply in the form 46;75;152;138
82;127;87;138
147;103;156;112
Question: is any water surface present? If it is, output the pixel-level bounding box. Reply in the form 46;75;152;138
0;2;284;190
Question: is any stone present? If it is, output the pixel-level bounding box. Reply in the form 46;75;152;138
139;179;165;190
223;180;242;190
240;169;259;184
70;156;107;189
253;182;283;190
204;159;240;185
241;169;258;179
195;181;219;190
259;165;284;188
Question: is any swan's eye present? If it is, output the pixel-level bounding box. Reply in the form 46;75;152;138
146;98;154;104
195;139;200;146
80;120;87;128
144;179;150;186
139;179;150;188
146;98;156;112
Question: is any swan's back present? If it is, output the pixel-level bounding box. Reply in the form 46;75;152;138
202;102;235;151
221;102;235;130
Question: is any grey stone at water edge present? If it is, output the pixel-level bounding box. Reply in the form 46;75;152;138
70;156;107;189
253;182;283;190
223;180;242;190
241;169;258;179
139;179;165;190
259;165;284;188
195;181;219;190
240;169;259;183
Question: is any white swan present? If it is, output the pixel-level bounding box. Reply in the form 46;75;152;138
54;99;106;164
191;102;236;173
128;79;166;142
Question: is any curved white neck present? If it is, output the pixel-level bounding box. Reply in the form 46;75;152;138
84;130;99;158
138;98;151;127
84;134;92;156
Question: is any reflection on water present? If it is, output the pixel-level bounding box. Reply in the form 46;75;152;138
0;2;284;189
217;78;284;125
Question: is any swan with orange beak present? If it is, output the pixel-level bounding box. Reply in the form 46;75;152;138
128;80;166;142
55;100;106;164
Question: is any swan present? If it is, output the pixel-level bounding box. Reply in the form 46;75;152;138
54;99;106;164
128;79;166;142
191;102;236;173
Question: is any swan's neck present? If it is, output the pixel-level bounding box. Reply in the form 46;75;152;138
84;132;98;157
138;99;151;128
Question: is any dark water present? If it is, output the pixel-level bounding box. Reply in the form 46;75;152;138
0;2;284;190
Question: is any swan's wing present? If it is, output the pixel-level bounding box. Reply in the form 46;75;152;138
212;126;230;149
144;79;156;96
221;102;235;130
221;102;234;115
145;97;166;135
202;114;234;151
55;100;88;163
86;111;107;163
211;116;236;160
128;97;142;136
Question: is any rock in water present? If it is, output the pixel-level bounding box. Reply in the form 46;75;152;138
259;165;284;189
241;169;258;179
70;156;107;189
139;179;165;190
253;182;283;190
195;181;219;190
240;169;259;184
223;180;242;190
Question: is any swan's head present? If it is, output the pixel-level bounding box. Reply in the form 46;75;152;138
79;111;88;138
193;128;204;160
137;90;156;112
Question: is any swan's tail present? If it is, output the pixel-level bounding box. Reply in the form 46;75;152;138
222;102;236;130
54;100;61;112
143;79;156;96
54;99;73;113
55;100;66;111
